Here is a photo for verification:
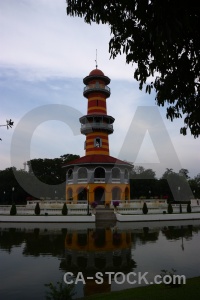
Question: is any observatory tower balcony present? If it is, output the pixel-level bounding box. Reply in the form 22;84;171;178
83;83;110;97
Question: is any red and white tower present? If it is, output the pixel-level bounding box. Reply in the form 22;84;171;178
64;68;132;205
80;68;114;156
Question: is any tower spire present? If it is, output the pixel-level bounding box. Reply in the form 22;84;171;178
95;49;98;69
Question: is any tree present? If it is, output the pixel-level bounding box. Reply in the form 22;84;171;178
10;203;17;215
0;119;14;140
168;203;173;214
142;202;148;214
161;168;193;201
187;202;192;213
66;1;200;137
179;168;190;179
35;202;40;215
45;280;75;300
131;166;156;179
62;203;68;215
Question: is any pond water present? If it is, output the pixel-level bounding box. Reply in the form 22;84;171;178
0;220;200;299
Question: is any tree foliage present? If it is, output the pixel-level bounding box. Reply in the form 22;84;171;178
168;203;173;214
0;154;80;203
142;202;148;214
10;203;17;215
62;203;68;215
187;202;192;213
35;202;40;215
27;154;79;185
45;280;75;300
0;119;14;141
66;0;200;137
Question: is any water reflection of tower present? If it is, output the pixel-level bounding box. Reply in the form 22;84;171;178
61;227;136;297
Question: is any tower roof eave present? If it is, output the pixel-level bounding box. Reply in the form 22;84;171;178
63;154;133;168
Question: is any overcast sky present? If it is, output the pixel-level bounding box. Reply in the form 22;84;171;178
0;0;200;179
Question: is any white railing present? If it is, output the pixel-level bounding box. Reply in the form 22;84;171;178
112;178;121;183
94;178;105;183
77;178;88;183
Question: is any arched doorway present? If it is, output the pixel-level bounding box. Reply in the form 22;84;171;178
77;187;87;201
112;187;121;200
67;188;73;201
95;187;105;205
125;187;129;200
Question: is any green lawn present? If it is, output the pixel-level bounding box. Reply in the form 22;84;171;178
81;276;200;300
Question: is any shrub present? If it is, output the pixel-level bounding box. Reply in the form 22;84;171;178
142;202;148;214
45;280;75;300
187;202;192;213
35;202;40;215
160;269;183;288
62;203;68;215
10;203;17;215
168;203;173;214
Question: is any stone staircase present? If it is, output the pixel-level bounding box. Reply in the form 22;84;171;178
95;206;116;227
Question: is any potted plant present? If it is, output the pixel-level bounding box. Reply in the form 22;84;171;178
91;201;98;213
113;200;120;211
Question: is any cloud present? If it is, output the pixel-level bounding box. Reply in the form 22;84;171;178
0;0;133;81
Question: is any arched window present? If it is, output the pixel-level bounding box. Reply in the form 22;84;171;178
78;167;87;181
124;169;129;180
112;168;121;181
94;167;105;180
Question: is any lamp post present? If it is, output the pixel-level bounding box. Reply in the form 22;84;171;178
178;186;181;201
178;186;182;213
149;190;151;199
12;187;15;203
87;186;90;215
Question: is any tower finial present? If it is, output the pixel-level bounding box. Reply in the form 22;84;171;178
95;49;98;69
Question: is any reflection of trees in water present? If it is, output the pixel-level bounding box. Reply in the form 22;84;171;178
22;232;66;257
0;228;67;256
131;227;159;245
1;224;200;256
0;228;26;253
161;225;200;240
